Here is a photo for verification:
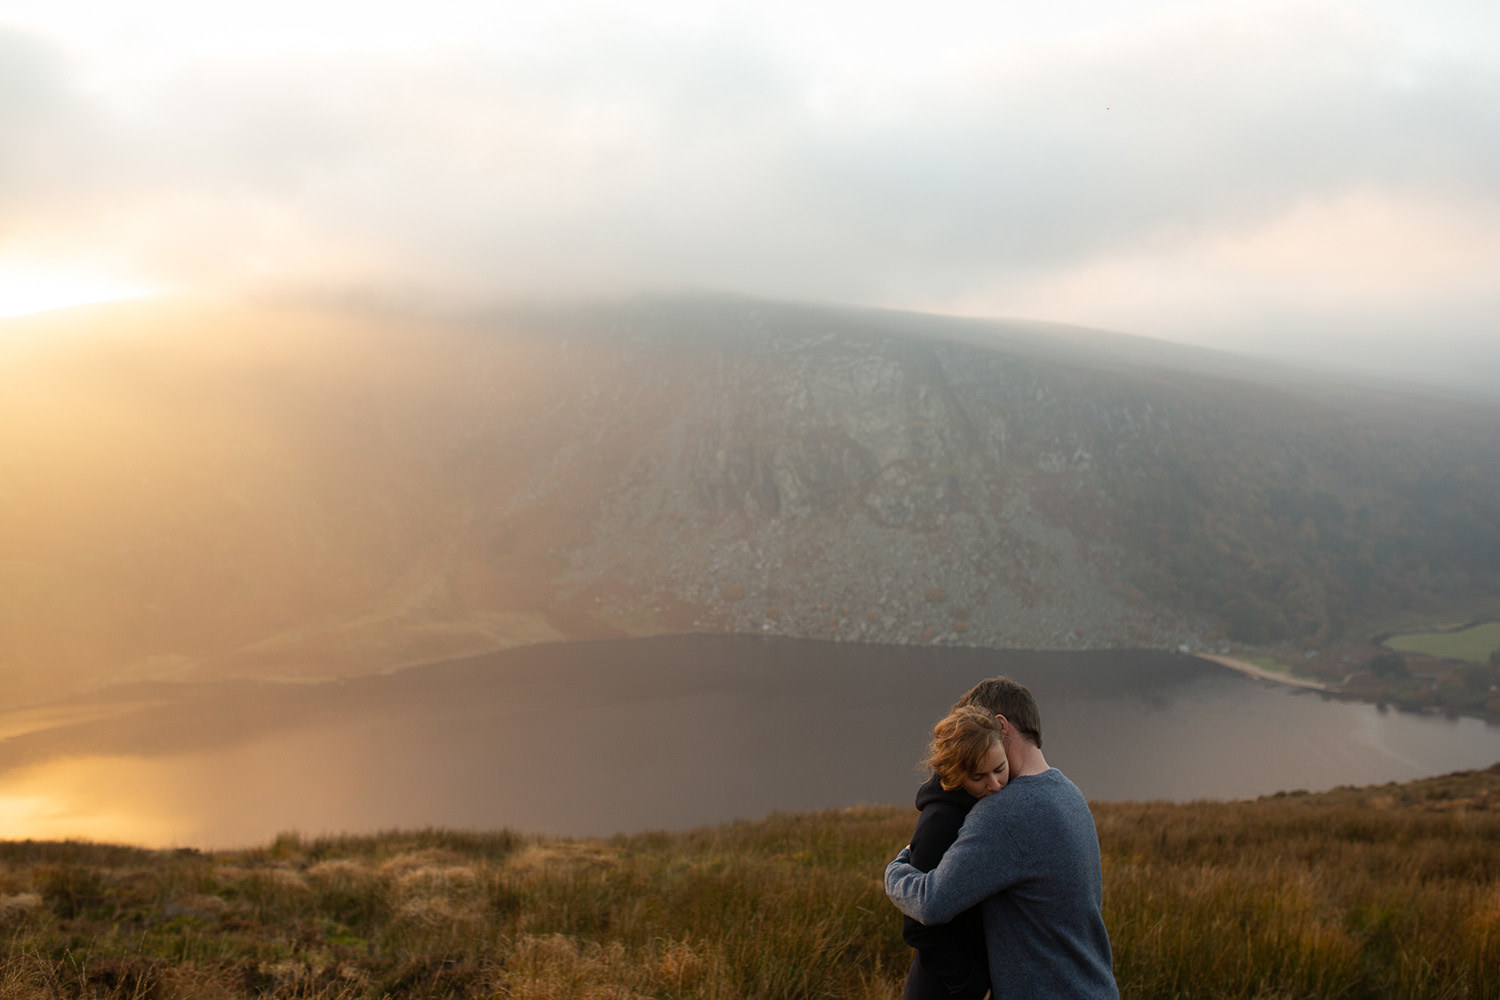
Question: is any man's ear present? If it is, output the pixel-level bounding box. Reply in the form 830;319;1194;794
995;713;1011;736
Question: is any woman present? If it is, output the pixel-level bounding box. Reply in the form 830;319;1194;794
900;705;1009;1000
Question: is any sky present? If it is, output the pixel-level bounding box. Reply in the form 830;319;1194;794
2;0;1498;388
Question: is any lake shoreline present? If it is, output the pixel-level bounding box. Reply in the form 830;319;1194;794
8;638;1499;848
1193;653;1331;690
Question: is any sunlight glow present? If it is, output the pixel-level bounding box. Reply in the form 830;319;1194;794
0;760;184;847
0;792;58;832
0;267;161;320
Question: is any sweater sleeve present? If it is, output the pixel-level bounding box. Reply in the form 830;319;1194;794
885;798;1016;925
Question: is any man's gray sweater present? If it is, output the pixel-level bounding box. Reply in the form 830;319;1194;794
885;768;1118;1000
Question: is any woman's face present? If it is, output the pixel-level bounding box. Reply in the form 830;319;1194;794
960;740;1010;799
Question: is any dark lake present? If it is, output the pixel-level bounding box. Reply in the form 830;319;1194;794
2;635;1497;848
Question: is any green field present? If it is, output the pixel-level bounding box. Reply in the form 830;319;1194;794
1385;621;1500;663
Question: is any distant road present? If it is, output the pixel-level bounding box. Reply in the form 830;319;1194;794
1195;653;1331;690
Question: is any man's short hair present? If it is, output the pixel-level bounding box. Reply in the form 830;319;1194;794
956;676;1042;749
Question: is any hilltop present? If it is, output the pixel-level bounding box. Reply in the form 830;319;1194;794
1;764;1496;998
3;294;1498;705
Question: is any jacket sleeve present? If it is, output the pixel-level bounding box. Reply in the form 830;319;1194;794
899;798;987;994
901;799;965;949
885;799;1016;925
908;798;966;873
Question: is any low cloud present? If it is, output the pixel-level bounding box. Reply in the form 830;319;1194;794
2;0;1497;386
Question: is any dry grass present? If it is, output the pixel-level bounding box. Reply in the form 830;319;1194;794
2;770;1499;998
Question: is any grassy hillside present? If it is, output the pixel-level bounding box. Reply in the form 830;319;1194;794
2;765;1497;999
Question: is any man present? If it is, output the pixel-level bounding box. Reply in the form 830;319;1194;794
885;676;1118;999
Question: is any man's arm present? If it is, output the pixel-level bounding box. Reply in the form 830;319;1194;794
885;799;1013;925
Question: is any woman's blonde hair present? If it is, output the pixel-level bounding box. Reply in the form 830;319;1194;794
925;705;1005;791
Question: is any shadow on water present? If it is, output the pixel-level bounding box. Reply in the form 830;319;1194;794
1;635;1496;848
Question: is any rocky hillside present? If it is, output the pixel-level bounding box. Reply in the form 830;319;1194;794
511;296;1500;649
2;294;1497;704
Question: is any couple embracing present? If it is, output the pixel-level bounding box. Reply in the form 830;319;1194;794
885;676;1119;1000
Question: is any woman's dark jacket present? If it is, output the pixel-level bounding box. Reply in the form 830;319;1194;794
901;773;990;999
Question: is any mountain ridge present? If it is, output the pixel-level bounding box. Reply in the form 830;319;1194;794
2;294;1497;706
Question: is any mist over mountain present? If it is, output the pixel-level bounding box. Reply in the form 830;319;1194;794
3;294;1498;707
